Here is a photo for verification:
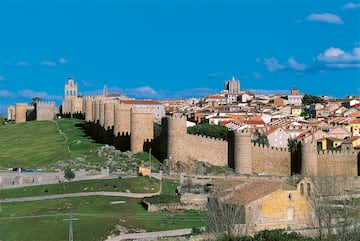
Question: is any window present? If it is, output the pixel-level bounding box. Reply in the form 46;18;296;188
288;193;293;201
307;183;311;197
300;183;304;195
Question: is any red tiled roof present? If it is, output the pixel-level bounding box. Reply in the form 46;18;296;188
226;180;295;205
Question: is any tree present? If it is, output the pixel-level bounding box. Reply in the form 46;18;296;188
308;176;360;241
64;167;75;181
187;123;228;140
31;97;42;106
206;198;245;238
302;94;324;105
252;129;269;146
0;113;5;126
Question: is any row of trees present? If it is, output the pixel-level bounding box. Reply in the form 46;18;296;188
187;123;228;140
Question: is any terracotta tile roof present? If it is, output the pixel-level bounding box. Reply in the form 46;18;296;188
348;111;360;118
225;180;296;205
264;126;278;136
119;100;162;105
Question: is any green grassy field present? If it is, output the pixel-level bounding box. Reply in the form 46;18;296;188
0;119;160;171
0;176;162;199
0;178;202;241
0;196;205;241
0;119;103;169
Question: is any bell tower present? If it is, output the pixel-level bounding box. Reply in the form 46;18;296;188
65;77;78;99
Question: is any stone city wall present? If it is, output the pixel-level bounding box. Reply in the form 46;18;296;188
317;150;359;176
251;144;291;176
36;101;57;121
186;134;228;166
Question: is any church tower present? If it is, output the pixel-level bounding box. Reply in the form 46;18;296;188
64;78;78;99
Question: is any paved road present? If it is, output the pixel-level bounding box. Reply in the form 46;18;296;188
105;228;192;241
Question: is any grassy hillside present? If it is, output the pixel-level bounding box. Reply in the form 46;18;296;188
0;178;202;241
0;119;103;170
0;196;205;241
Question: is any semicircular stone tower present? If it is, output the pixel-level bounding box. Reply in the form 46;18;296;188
234;129;252;174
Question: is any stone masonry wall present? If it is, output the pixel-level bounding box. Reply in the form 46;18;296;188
251;144;291;176
36;101;57;121
186;134;228;166
317;151;359;176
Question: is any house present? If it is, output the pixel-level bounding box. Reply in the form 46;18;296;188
316;108;331;119
291;106;303;116
288;87;304;106
210;179;311;234
265;127;291;148
347;136;360;149
327;126;351;139
317;137;343;150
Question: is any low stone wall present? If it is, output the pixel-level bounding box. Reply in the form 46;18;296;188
144;194;208;212
0;170;107;189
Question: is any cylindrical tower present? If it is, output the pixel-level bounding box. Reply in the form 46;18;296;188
93;99;101;124
104;101;115;130
167;116;187;162
99;101;105;127
114;103;131;136
234;129;252;174
301;141;318;176
84;97;94;122
130;108;154;153
15;103;28;123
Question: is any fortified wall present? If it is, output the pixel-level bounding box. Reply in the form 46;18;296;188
164;116;228;166
83;97;154;153
302;142;359;176
36;101;58;121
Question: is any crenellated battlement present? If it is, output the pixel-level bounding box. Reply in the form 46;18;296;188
318;149;359;156
188;133;228;143
235;128;250;134
36;101;56;106
252;143;289;152
15;103;29;106
130;107;154;114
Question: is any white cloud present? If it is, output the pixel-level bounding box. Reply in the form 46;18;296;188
105;86;159;99
253;72;262;80
81;80;94;88
41;61;57;66
341;2;360;9
264;58;285;72
306;13;343;24
288;57;307;71
317;47;360;62
208;72;224;79
325;63;360;68
18;89;62;101
0;75;4;81
58;58;68;64
18;61;29;66
248;89;289;95
0;90;13;98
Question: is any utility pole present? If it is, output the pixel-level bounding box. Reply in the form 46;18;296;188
64;209;78;241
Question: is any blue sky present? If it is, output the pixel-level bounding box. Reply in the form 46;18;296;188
0;0;359;115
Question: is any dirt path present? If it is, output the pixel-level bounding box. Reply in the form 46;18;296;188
0;178;162;203
54;120;71;153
